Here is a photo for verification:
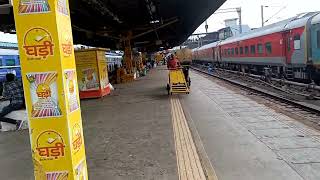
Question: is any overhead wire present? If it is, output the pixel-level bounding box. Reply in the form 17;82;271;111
264;5;287;24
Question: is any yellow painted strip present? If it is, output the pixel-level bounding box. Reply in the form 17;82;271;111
178;99;206;179
171;101;186;179
171;97;207;180
172;101;188;180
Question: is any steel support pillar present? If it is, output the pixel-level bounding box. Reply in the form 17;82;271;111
123;32;134;74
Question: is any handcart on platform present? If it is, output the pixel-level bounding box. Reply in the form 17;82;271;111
166;65;191;95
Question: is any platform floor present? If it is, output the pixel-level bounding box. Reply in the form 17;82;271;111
1;67;320;179
0;68;177;180
182;71;320;180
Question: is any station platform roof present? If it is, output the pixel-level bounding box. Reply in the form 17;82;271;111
0;0;226;51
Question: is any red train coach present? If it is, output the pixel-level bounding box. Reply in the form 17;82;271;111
193;12;320;82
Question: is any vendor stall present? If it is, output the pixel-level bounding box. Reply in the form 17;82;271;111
75;48;111;99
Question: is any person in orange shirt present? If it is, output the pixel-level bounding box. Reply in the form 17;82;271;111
167;54;180;69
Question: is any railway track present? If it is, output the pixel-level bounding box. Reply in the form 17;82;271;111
191;66;320;130
214;68;320;99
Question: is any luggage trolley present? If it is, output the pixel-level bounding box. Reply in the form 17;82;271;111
167;65;191;95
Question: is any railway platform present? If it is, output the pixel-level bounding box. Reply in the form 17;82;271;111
1;66;320;179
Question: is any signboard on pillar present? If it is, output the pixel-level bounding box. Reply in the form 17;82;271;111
12;0;88;179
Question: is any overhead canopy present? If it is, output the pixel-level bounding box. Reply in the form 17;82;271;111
0;0;226;51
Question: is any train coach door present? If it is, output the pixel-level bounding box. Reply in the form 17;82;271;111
218;46;222;61
282;30;292;64
212;47;216;62
311;24;320;64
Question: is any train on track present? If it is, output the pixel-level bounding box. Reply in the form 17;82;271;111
192;12;320;83
0;48;123;83
106;52;123;73
0;49;21;83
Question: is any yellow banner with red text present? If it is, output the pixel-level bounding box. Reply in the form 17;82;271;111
12;0;88;179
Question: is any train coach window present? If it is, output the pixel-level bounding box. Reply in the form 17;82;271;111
250;45;256;54
294;34;301;50
228;49;231;55
224;49;227;56
317;30;320;48
231;48;235;55
257;44;263;54
265;42;272;54
245;46;249;55
240;47;243;54
6;59;15;66
235;48;239;55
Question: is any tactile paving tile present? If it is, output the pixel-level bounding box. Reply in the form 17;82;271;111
170;97;208;180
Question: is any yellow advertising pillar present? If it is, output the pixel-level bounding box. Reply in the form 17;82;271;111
12;0;88;179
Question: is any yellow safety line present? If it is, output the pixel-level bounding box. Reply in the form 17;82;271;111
171;97;207;180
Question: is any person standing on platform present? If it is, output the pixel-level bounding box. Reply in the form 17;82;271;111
0;73;24;130
167;54;180;69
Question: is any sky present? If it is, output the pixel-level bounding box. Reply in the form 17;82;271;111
0;0;319;43
193;0;318;34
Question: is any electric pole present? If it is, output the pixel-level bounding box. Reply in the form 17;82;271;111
261;5;264;27
261;5;270;27
205;20;208;33
236;8;242;33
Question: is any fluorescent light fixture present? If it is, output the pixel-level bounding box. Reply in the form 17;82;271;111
150;20;160;24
